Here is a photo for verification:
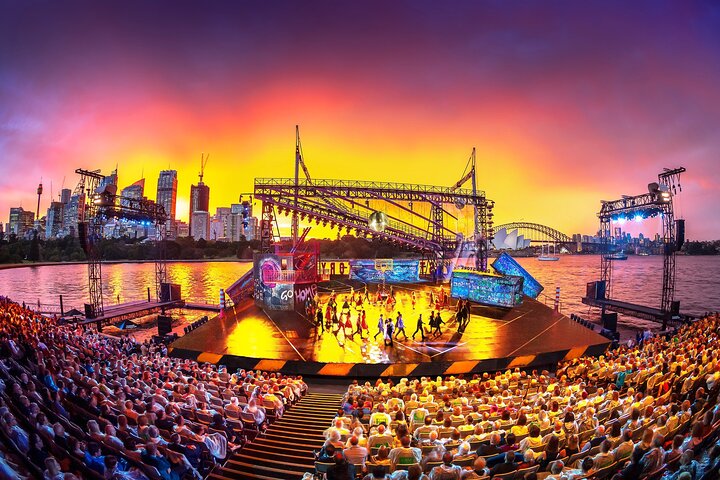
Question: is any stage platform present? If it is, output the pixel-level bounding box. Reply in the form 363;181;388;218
170;283;610;378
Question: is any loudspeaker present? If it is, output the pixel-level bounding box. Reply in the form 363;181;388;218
602;312;618;332
671;300;680;316
157;315;173;336
84;303;96;319
160;283;181;302
676;219;685;251
586;281;606;300
78;222;89;254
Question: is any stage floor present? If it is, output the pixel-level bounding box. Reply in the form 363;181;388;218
170;283;610;376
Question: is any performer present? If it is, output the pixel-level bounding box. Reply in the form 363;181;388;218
374;315;385;340
411;291;416;310
316;308;324;335
394;312;407;340
433;311;444;337
360;309;368;335
363;285;369;303
355;311;364;339
343;310;353;337
384;317;395;347
325;304;333;330
412;314;425;341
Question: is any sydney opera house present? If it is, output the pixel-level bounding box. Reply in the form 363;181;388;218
491;226;532;250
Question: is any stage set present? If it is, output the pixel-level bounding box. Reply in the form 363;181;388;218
170;142;610;378
169;255;610;378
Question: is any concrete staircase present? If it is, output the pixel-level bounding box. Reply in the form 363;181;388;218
209;392;343;480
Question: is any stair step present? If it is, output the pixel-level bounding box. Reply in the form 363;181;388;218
242;445;315;462
221;460;307;478
254;436;323;448
211;471;296;480
228;457;313;472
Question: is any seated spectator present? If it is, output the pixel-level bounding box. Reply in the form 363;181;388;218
476;433;502;456
500;432;518;453
665;434;685;465
538;434;561;471
327;451;355;480
489;450;518;477
389;435;421;469
545;460;565;480
344;435;369;469
581;425;606;451
461;456;490;479
617;447;644;479
413;417;437;440
43;457;64;480
593;439;614;469
141;442;179;480
519;424;544;451
368;425;394;449
84;441;106;475
516;449;535;470
28;433;50;469
429;452;462;480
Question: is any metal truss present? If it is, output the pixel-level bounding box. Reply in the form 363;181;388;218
595;167;685;324
493;222;572;244
254;176;493;266
75;168;169;316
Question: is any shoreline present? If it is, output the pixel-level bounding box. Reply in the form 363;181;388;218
0;258;252;271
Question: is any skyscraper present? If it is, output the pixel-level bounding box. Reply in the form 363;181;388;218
8;207;35;236
60;188;72;205
189;182;210;238
45;201;64;239
121;178;145;208
156;170;177;234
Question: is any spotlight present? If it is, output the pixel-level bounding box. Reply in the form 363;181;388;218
617;216;627;224
634;214;644;223
368;211;388;232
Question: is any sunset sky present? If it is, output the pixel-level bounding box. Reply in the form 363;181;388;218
1;1;719;239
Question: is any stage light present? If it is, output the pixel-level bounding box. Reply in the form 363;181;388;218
368;211;388;232
634;214;644;222
617;216;627;224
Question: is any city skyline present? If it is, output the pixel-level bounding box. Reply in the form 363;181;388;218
2;2;720;240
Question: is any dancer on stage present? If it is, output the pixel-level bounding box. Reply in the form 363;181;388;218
360;309;368;335
363;285;369;303
394;312;407;340
412;314;425;341
384;317;395;346
374;315;385;340
411;291;416;310
316;308;324;335
355;311;364;339
432;311;444;337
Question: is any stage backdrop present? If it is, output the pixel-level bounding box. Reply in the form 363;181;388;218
450;269;524;308
349;259;420;283
491;252;544;299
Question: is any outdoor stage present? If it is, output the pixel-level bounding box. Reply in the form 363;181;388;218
169;282;611;378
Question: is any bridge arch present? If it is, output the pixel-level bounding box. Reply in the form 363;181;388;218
493;222;572;244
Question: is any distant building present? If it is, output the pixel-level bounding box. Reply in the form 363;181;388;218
176;220;190;238
100;169;118;190
191;211;210;240
121;179;145;208
156;170;178;236
60;188;72;205
62;194;82;237
45;201;64;239
211;207;231;241
189;182;210;236
8;207;35;236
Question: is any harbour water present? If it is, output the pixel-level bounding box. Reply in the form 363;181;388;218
0;255;718;332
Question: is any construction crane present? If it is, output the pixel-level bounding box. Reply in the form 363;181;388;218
198;152;209;183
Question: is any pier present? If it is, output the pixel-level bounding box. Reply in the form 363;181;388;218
581;296;689;328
